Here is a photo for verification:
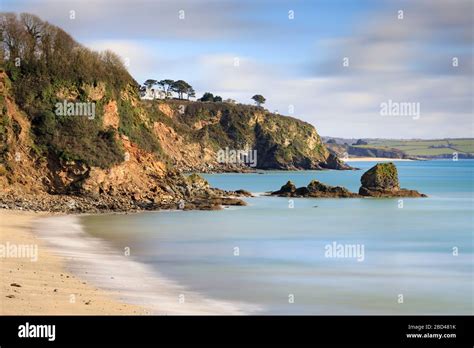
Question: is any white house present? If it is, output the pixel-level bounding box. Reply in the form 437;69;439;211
140;86;168;100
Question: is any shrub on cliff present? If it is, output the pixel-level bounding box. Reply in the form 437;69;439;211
0;13;152;168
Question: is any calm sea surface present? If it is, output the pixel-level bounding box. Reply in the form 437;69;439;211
80;160;473;314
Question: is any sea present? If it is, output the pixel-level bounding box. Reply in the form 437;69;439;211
77;160;473;314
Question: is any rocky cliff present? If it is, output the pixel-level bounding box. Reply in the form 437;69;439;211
0;13;349;212
144;99;350;171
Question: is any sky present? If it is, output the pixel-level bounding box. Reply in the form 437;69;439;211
2;0;473;138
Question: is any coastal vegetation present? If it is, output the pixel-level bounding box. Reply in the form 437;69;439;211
198;92;222;102
0;12;135;169
141;79;195;100
251;94;266;107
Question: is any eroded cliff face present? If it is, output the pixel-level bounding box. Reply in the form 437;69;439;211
0;71;45;194
0;71;251;212
0;66;349;212
0;13;349;212
144;100;351;171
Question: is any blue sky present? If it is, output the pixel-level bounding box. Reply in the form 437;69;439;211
2;0;473;138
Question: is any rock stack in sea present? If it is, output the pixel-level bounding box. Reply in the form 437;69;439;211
358;162;426;197
270;162;427;199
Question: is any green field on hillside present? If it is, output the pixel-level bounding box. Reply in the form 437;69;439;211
353;139;474;157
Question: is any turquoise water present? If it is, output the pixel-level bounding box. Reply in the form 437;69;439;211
81;160;473;314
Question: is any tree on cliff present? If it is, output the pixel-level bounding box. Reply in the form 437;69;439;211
158;79;175;96
187;87;196;100
252;94;266;107
199;92;215;102
198;92;223;102
0;13;140;169
143;79;157;89
171;80;192;99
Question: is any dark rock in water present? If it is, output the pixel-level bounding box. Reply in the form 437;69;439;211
295;186;310;196
209;197;247;206
359;186;426;197
272;179;357;198
359;163;426;197
271;181;297;196
184;197;247;210
234;189;253;197
306;180;357;198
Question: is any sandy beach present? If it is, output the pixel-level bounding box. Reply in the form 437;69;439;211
0;210;148;315
0;210;250;315
343;157;413;162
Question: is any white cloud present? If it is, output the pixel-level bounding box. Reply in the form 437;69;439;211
194;52;473;138
6;0;471;138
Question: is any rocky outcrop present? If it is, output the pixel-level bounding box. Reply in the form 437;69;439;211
271;180;357;198
320;153;353;170
270;163;426;199
272;181;297;195
358;163;426;197
147;100;351;171
0;72;250;212
0;172;250;213
306;180;357;198
0;13;350;215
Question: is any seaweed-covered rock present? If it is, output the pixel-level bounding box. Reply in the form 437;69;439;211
360;162;399;191
271;179;357;198
359;163;426;197
306;180;356;198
